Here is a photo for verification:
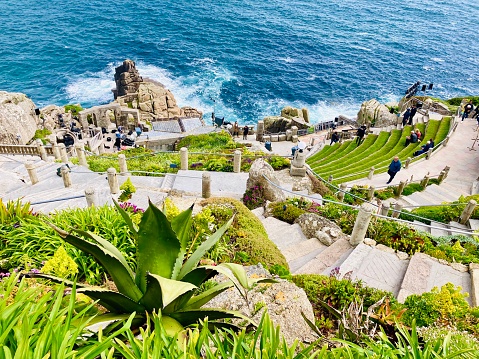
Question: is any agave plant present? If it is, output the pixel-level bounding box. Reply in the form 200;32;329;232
31;200;273;334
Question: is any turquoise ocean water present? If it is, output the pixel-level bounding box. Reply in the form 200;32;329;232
0;0;478;125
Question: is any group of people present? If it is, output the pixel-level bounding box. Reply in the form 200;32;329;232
401;106;418;127
462;100;479;123
232;121;249;140
113;129;137;151
405;128;422;146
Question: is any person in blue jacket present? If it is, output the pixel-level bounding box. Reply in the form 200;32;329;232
387;156;402;184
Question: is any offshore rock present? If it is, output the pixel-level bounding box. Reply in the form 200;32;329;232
114;59;143;98
263;115;309;134
0;91;39;144
357;99;397;127
207;264;317;345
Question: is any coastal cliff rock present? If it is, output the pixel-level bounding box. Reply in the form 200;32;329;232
114;59;202;121
0;91;39;144
263;116;310;133
357;99;397;127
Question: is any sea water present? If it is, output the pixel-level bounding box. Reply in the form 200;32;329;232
0;0;478;125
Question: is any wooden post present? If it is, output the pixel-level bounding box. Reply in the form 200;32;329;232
202;172;211;198
118;154;128;175
180;147;188;170
438;170;446;184
367;186;375;200
35;139;48;161
233;150;241;173
396;181;406;196
381;203;390;216
460;200;477;225
25;161;39;185
421;175;430;189
443;166;450;179
107;168;120;194
328;175;333;183
368;166;375;180
84;187;97;207
443;135;450;147
59;143;69;163
350;203;374;246
391;203;403;218
426;148;433;160
405;157;411;169
337;183;347;201
52;143;61;160
61;165;72;188
76;144;88;168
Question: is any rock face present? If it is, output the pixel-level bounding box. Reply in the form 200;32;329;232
207;264;317;345
263;116;310;133
296;212;347;246
0;91;39;144
114;59;143;98
357;99;398;127
246;159;285;202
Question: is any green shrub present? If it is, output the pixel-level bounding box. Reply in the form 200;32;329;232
177;131;237;151
64;104;83;116
242;185;266;210
32;129;52;144
374;186;396;200
41;246;78;279
118;177;136;202
267;156;290;170
268;202;306;224
200;198;288;269
204;157;233;172
402;182;424;196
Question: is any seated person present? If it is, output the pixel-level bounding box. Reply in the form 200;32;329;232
405;131;418;146
415;129;422;141
429;138;434;148
413;141;431;156
330;131;340;145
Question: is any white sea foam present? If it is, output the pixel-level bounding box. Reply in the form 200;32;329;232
279;57;298;63
431;57;445;62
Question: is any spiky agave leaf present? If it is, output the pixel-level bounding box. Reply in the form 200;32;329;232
170;204;194;280
168;308;255;328
113;199;138;237
136;200;181;292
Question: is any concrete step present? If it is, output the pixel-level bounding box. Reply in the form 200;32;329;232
441;181;470;197
423;184;458;203
411;220;431;234
263;219;307;250
294;238;353;275
448;221;473;236
340;244;409;296
429;221;449;237
251;207;265;221
468;219;479;231
160;174;175;190
283;238;327;273
397;252;471;304
405;191;436;206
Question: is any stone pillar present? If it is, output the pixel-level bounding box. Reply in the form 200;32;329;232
350;203;374;246
443;135;450;147
396;181;406;196
233;150;241;173
107;168;120;194
84;187;97;207
61;165;72;188
58;143;69;164
291;126;298;138
367;186;375;200
459;200;477;225
76;144;88;168
421;175;430;189
202;172;211;198
118;154;128;175
438;170;446;184
25;161;39;185
285;129;292;141
52;143;61;160
36;139;48;161
180;147;188;171
337;183;347;202
381;203;390;216
426;148;432;160
256;120;264;142
98;143;105;155
391;203;403;218
443;166;450;179
469;263;479;307
368;166;375;180
405;157;411;169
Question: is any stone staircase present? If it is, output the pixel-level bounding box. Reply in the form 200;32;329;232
253;208;475;305
0;155;167;213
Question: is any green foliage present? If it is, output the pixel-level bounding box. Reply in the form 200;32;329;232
268;202;307;224
200;198;288;269
401;182;425;196
344;185;369;205
268;264;292;280
375;186;396;200
266;156;290;170
242;185;266;210
163;197;181;220
64;103;83;116
119;177;136;202
0;199;35;227
204;157;233;172
177;131;237;151
403;283;470;327
41;246;78;279
32;129;52;144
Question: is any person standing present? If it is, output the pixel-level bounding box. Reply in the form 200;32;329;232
330;131;340;145
232;122;240;138
242;126;249;140
462;100;474;121
387;156;401;184
402;108;411;127
356;125;366;145
409;106;417;125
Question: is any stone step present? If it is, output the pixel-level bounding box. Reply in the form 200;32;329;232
283;237;327;267
397;252;471;304
469;219;479;231
251;207;265;221
448;221;473;236
160;174;175;191
405;191;436;206
411;220;431;234
441;180;470;197
423;184;458;203
263;220;307;250
340;244;410;296
294;238;353;275
429;221;449;237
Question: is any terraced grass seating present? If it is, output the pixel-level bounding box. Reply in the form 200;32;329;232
306;118;451;184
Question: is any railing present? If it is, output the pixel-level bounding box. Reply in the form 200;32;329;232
0;144;53;157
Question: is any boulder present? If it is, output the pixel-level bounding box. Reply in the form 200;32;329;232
357;99;398;128
295;212;347;246
246;159;285;202
207;264;317;345
114;59;143;97
263;116;309;134
0;91;39;144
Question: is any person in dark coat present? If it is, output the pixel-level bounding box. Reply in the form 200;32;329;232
330;131;340;145
402;108;411;127
356;125;366;145
405;131;418;146
387;156;402;184
242;126;249;140
462;100;474;121
408;106;417;125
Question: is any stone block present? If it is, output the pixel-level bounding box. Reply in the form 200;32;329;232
396;251;409;260
290;165;306;177
279;134;287;141
376;244;395;254
364;238;376;246
292;135;298;142
450;262;468;272
270;135;279;142
286;130;292;141
263;135;271;142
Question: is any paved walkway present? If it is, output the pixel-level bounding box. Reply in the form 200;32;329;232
346;118;479;195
